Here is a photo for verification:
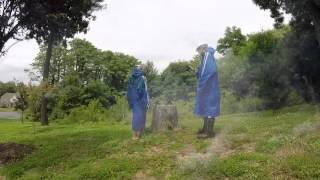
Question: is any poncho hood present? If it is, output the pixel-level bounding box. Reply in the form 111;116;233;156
206;47;216;54
132;68;144;78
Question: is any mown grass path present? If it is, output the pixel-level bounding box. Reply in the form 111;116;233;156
0;105;319;179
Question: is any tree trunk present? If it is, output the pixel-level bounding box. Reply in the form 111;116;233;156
40;34;54;126
309;2;320;47
314;20;320;47
152;105;178;132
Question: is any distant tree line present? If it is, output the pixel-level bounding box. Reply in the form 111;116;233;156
22;38;138;121
0;82;16;97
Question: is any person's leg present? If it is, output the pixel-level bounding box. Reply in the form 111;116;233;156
206;117;215;137
132;131;138;140
197;117;207;134
136;131;141;138
197;117;209;138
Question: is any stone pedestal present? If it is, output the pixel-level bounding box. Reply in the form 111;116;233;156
151;105;178;132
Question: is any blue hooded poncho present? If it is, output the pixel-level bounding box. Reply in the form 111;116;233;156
127;68;149;132
194;47;220;118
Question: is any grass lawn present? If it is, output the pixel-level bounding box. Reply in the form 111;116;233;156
0;104;319;179
0;108;14;112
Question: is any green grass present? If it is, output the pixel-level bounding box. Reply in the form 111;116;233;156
0;104;320;179
0;108;14;112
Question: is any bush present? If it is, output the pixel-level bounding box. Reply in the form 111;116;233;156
25;84;43;121
238;97;264;112
61;96;131;124
105;96;130;122
220;91;264;114
63;100;106;123
287;90;305;106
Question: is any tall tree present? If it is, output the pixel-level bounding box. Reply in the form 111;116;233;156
140;61;158;84
253;0;320;101
22;0;103;125
252;0;320;44
161;61;196;102
217;26;247;55
0;0;26;56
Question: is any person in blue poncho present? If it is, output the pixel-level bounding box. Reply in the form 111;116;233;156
127;67;149;140
194;44;220;138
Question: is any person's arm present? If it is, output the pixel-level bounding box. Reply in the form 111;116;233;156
200;52;209;78
127;80;133;109
143;76;150;109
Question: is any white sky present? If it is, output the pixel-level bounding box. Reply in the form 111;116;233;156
0;0;276;82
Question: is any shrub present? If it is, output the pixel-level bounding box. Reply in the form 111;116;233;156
105;96;130;122
63;100;106;123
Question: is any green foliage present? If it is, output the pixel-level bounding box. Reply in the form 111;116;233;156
25;84;42;121
0;81;16;97
22;0;103;43
217;27;305;110
253;0;320;102
160;61;196;102
81;81;116;108
217;26;247;55
28;38;139;121
140;61;158;84
0;0;25;56
140;61;159;98
32;38;139;90
64;100;106;123
31;43;68;84
15;82;28;122
105;96;130;122
102;51;139;92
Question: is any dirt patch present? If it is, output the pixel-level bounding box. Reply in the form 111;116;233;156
133;171;156;180
178;144;196;156
276;144;305;158
240;143;256;152
177;134;233;170
0;176;6;180
293;122;320;137
0;143;35;165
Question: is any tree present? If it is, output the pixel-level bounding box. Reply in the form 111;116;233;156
253;0;320;102
30;38;140;121
0;81;16;97
161;61;196;102
0;0;26;56
217;27;300;109
140;61;159;98
68;38;101;82
140;61;158;84
32;43;68;85
21;0;103;125
217;26;247;55
15;82;28;123
252;0;320;44
102;51;139;92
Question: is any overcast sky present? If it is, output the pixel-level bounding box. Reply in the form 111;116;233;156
0;0;276;82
